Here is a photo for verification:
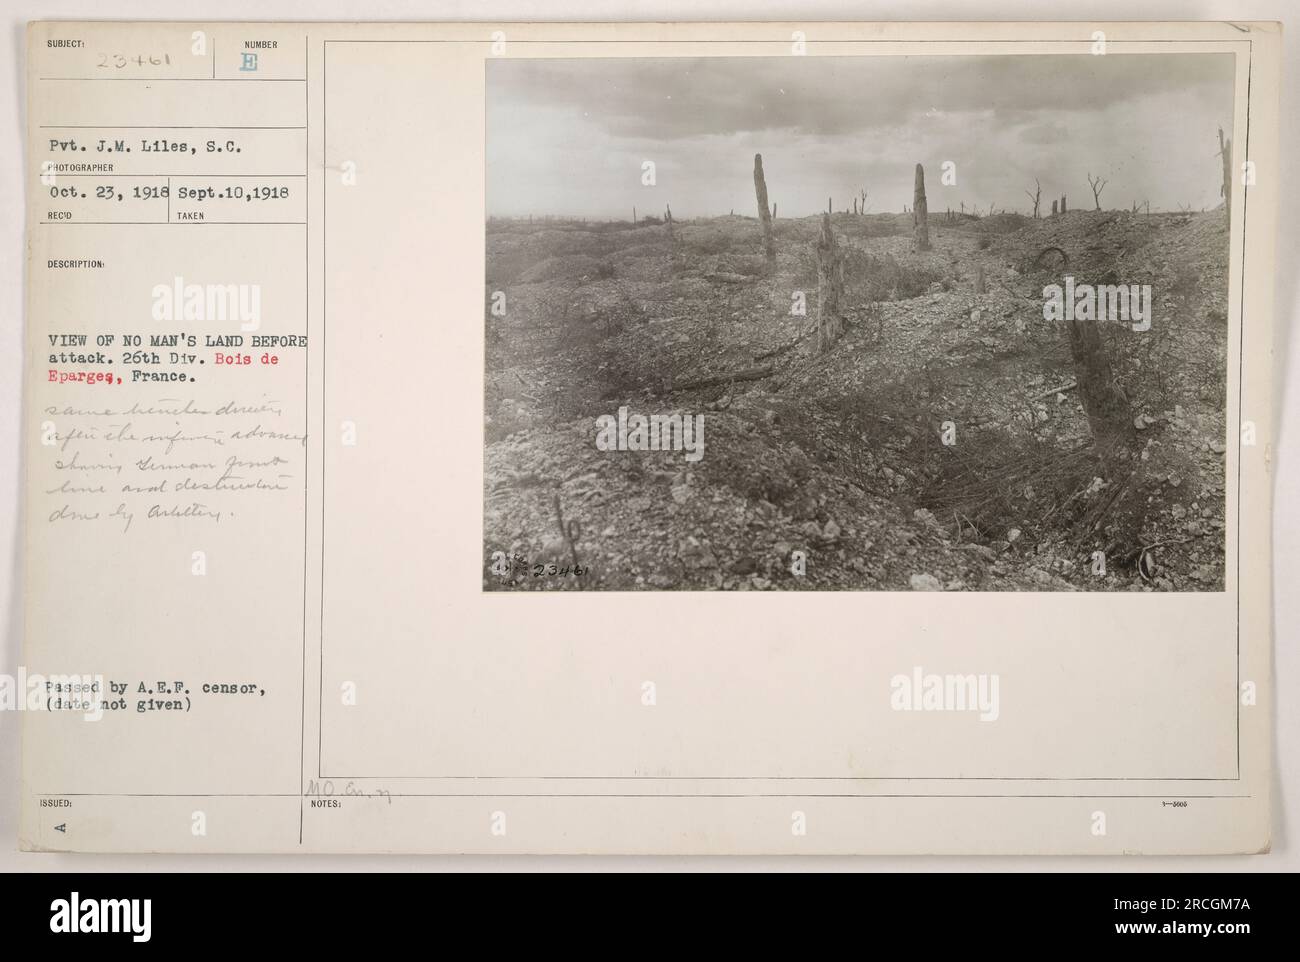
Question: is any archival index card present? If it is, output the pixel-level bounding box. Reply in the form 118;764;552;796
20;20;1279;853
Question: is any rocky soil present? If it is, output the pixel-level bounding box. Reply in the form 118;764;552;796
484;209;1229;591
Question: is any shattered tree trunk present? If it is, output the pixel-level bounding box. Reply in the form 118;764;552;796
753;153;776;271
1026;180;1041;218
912;163;931;251
1062;318;1137;462
815;213;844;354
1051;199;1059;217
1218;127;1233;232
1061;194;1067;214
975;263;986;295
665;204;674;241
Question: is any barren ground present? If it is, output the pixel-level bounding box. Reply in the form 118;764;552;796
484;209;1229;591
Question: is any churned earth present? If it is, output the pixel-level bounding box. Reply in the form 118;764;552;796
484;209;1229;591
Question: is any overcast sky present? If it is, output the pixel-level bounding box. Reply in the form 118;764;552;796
486;54;1236;219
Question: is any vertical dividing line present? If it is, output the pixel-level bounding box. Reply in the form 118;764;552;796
299;33;309;846
318;39;327;783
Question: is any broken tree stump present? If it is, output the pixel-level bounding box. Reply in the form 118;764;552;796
753;153;776;271
1062;317;1137;463
815;212;845;354
1218;126;1233;231
913;163;931;251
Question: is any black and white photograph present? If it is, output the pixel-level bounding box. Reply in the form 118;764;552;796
5;5;1292;901
485;53;1236;591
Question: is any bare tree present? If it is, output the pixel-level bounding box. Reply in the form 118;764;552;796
1086;173;1108;211
1024;178;1042;218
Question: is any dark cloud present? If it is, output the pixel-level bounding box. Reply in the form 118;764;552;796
487;54;1236;218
